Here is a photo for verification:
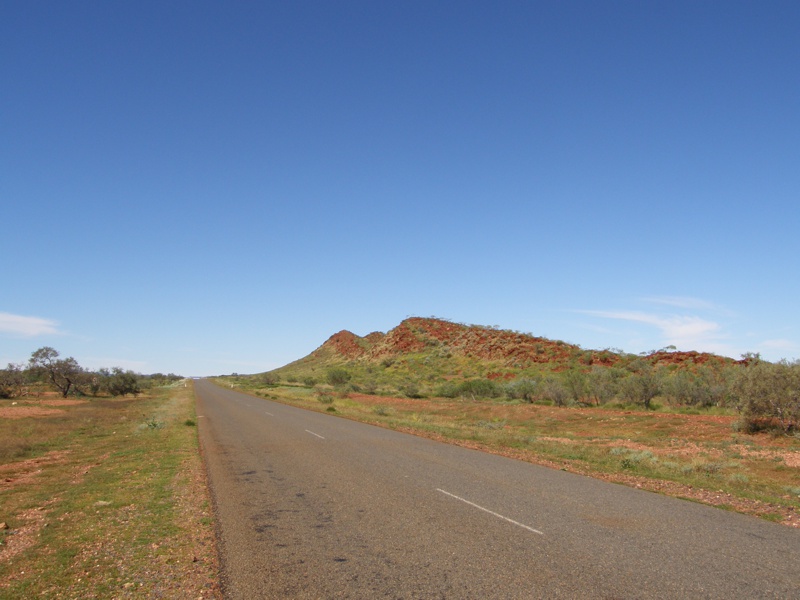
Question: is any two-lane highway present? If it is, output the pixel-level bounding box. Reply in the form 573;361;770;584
195;379;800;599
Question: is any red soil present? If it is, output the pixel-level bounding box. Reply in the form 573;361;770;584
312;317;734;371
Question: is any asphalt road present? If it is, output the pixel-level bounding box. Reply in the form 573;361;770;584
194;379;800;599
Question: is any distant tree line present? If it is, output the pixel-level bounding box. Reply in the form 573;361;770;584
444;358;798;434
0;347;182;399
293;358;800;435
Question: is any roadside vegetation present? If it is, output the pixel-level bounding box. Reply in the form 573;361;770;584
0;347;183;402
217;318;800;527
0;350;218;599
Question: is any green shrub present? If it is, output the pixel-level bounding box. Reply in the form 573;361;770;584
106;368;142;397
326;368;351;387
620;365;662;409
563;369;588;404
316;392;334;404
611;448;657;470
587;366;620;405
400;381;424;398
540;376;569;406
731;359;800;434
456;379;502;399
260;372;279;385
142;417;163;430
506;379;538;403
436;381;460;398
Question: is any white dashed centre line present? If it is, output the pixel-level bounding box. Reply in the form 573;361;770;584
305;430;325;439
436;488;543;535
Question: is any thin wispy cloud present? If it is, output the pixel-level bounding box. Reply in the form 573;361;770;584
576;304;737;357
759;339;800;358
0;312;62;337
582;311;721;347
640;296;719;311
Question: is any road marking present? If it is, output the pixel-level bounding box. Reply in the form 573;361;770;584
264;411;274;416
305;430;325;439
436;489;543;535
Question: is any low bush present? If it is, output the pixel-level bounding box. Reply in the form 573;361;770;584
505;379;538;403
540;376;569;406
731;359;799;434
400;381;424;398
326;368;351;387
456;379;502;399
316;391;334;404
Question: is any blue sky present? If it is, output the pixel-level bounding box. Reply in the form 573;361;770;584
2;1;798;376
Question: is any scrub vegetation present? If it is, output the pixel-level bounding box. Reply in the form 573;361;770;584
1;347;183;402
219;317;800;527
0;377;219;598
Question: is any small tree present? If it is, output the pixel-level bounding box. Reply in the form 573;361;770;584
0;363;25;398
90;368;110;396
664;370;705;406
106;367;142;397
587;366;619;405
506;378;538;403
732;359;800;433
621;363;662;409
541;376;569;406
695;365;734;408
29;347;85;398
564;369;588;404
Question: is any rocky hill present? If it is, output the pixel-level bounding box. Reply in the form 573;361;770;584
289;317;733;374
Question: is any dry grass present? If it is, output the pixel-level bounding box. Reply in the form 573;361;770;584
0;385;220;599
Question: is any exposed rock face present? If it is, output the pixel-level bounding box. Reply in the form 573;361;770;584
311;317;734;370
318;330;370;359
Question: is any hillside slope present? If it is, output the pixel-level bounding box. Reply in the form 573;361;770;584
272;317;735;387
311;317;730;367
